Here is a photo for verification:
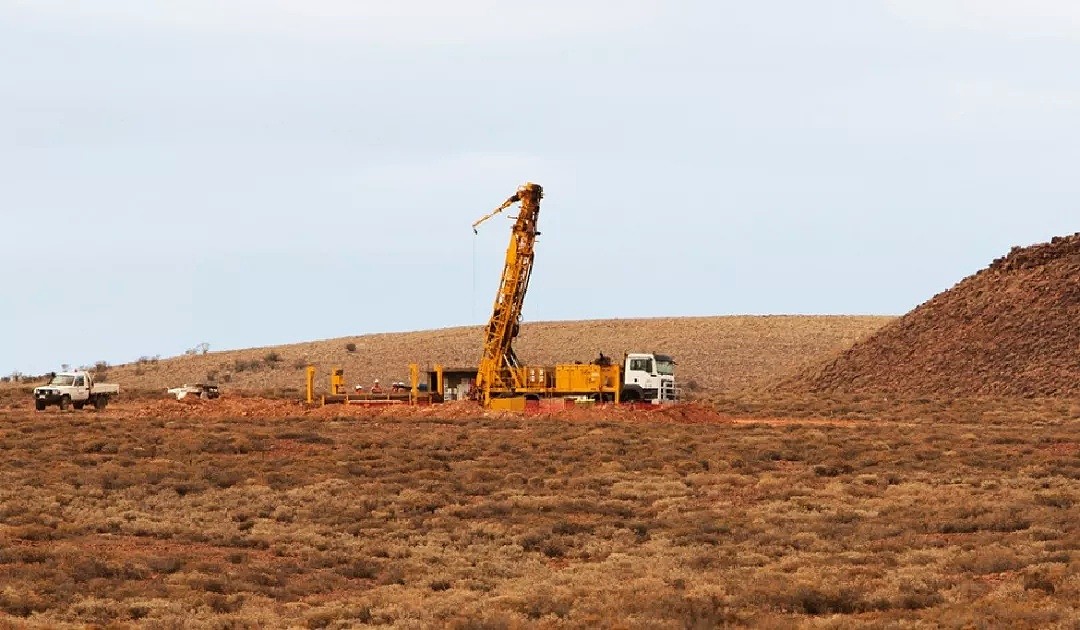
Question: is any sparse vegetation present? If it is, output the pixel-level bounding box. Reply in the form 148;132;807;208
345;342;357;353
0;398;1075;626
92;361;110;381
234;359;261;373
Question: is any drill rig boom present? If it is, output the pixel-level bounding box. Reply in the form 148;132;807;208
474;183;543;404
469;183;677;408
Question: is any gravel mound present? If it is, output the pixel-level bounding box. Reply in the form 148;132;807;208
790;233;1080;398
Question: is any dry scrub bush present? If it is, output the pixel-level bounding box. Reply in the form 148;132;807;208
0;401;1076;626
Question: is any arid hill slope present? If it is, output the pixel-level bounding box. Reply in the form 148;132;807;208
95;316;888;396
789;233;1080;398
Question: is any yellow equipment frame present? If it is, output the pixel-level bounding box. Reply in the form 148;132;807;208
473;183;543;406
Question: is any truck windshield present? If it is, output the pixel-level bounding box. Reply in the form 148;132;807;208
656;360;675;376
48;375;76;386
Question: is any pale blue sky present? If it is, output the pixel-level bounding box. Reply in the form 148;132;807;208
2;1;1078;376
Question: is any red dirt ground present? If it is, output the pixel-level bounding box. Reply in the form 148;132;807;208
50;396;739;426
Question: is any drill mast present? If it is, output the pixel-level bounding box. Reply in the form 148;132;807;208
473;182;543;405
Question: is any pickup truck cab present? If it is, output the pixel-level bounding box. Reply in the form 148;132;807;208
34;371;120;411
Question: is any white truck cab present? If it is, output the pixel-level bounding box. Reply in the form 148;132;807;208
621;353;677;404
33;371;120;411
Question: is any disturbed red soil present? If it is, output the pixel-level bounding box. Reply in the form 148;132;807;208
40;396;737;426
791;233;1080;398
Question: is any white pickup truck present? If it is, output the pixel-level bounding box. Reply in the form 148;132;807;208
33;371;120;411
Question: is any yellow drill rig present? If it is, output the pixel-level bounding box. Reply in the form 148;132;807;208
472;183;678;409
472;182;545;406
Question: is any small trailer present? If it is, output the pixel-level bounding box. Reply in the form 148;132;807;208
167;383;221;400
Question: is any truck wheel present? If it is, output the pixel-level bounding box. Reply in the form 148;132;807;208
34;400;46;411
59;395;71;411
73;401;85;410
93;396;108;411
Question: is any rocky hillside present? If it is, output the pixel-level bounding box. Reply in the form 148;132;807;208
789;234;1080;398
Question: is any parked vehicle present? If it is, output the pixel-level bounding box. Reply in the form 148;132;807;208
33;371;120;411
167;383;220;400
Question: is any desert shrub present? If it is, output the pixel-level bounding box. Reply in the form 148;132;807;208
541;540;567;558
0;547;50;565
895;587;944;611
264;352;282;363
769;585;870;615
203;467;244;489
376;566;405;585
12;525;57;541
205;594;243;614
275;430;333;445
147;556;185;574
1023;569;1057;594
1035;492;1073;508
305;606;372;629
174;480;208;496
345;343;357;352
551;520;593;535
520;589;573;620
128;605;150;620
0;590;48;618
71;557;146;582
814;462;854;477
950;547;1027;574
337;560;379;580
